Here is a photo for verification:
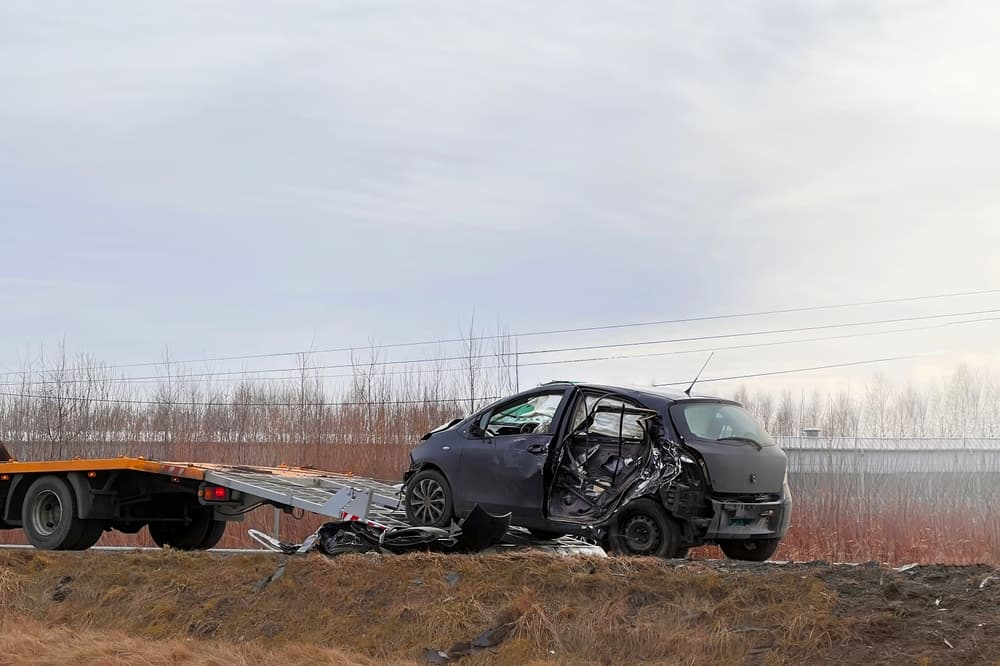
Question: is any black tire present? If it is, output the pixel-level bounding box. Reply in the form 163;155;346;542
719;538;781;562
198;518;227;549
149;506;222;550
527;529;565;540
607;498;684;558
21;475;88;550
404;469;453;528
68;520;107;550
111;521;146;534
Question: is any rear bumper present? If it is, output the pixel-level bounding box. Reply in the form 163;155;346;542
703;483;792;541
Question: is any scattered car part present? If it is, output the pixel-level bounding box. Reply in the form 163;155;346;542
248;504;511;557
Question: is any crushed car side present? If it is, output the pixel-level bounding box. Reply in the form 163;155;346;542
403;383;792;561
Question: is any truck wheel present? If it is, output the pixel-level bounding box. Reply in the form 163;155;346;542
69;519;107;550
149;506;223;550
111;520;146;534
21;475;88;550
199;518;227;549
719;538;781;562
608;498;684;558
404;469;453;528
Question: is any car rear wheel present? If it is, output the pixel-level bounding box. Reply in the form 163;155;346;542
607;498;684;558
404;469;453;528
21;475;89;550
719;538;781;562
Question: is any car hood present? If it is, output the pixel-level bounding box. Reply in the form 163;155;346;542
683;438;786;494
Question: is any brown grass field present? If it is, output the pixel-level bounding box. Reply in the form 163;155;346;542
2;549;1000;665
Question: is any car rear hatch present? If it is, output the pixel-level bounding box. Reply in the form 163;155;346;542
668;400;786;494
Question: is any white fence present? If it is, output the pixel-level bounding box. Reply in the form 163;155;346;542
779;437;1000;474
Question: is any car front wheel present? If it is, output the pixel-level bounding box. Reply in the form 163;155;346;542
404;469;453;528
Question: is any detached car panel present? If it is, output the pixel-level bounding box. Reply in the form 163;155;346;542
404;382;792;560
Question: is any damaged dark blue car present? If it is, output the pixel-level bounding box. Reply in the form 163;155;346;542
403;382;792;560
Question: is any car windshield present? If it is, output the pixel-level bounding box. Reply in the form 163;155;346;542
673;402;774;447
487;392;564;434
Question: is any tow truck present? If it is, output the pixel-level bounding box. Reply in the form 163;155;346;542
0;444;598;554
0;438;439;551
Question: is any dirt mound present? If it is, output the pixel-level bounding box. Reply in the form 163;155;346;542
1;550;998;664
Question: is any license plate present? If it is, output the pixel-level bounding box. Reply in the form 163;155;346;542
729;518;754;526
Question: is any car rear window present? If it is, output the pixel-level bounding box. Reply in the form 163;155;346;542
671;402;774;447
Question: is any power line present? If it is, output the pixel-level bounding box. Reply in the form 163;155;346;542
653;355;921;387
0;353;941;405
4;287;999;378
8;312;999;387
0;389;500;408
6;306;996;383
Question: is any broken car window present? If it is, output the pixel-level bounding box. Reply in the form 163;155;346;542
485;392;564;436
570;395;647;440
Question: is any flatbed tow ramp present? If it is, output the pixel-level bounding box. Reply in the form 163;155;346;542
0;452;602;555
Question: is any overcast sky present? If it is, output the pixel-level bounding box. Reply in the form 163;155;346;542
2;1;999;397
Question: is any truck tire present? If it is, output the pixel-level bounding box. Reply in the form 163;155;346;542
198;518;227;549
111;520;146;534
149;506;224;550
607;498;684;558
21;475;89;550
69;519;107;550
719;538;781;562
404;469;453;528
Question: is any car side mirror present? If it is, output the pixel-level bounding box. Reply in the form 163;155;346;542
468;413;490;438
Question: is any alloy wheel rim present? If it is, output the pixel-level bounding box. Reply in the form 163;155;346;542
412;478;446;524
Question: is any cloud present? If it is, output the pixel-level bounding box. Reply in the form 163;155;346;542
1;1;998;393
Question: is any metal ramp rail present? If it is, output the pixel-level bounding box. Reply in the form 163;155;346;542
197;464;409;527
196;463;606;555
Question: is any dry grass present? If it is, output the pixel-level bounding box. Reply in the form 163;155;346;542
0;615;404;666
0;549;850;665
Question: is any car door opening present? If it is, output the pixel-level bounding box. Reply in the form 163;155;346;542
546;395;677;523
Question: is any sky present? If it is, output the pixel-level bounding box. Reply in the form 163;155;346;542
2;1;1000;398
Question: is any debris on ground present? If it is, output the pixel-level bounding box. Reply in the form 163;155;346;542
423;622;515;664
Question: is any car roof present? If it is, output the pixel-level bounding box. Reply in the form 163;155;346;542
537;380;732;406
